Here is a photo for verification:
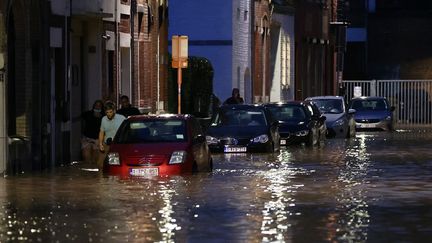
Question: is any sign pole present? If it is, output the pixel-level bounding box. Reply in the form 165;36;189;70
172;35;188;114
177;60;182;114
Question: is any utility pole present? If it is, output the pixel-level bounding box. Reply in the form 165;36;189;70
0;9;7;174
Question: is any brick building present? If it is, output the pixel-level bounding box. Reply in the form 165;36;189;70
253;0;271;103
294;0;338;100
170;0;275;104
0;0;168;174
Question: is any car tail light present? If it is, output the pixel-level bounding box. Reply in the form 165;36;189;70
107;152;120;165
169;151;186;164
252;134;269;144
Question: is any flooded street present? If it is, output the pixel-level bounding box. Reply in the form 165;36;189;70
0;131;432;242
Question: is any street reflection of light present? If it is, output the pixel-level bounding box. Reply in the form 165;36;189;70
157;183;181;243
258;150;311;242
331;133;371;242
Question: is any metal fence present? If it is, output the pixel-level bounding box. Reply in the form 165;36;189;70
342;80;432;129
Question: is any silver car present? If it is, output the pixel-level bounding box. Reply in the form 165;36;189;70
305;96;356;138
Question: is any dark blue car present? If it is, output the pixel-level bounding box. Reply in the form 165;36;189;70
205;104;280;153
349;96;395;131
264;102;326;146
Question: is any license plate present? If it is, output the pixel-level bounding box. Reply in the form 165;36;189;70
359;123;376;128
280;139;287;145
130;168;159;177
224;146;247;153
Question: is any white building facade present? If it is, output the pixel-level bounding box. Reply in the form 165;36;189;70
232;0;253;103
270;11;295;102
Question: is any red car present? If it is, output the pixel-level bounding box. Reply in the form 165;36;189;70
104;114;213;177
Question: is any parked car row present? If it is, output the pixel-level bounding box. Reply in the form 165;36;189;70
102;96;395;177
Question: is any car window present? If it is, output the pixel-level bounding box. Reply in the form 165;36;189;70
267;106;307;121
115;119;187;143
351;99;388;111
311;99;343;114
211;109;267;126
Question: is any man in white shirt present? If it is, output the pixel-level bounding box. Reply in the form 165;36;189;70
97;102;126;168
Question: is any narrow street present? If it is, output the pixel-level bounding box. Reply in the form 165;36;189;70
0;130;431;242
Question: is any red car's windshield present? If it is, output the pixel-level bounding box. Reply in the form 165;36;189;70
115;119;187;143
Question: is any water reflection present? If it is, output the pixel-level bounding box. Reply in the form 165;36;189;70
157;181;181;242
0;131;431;241
332;133;371;242
258;150;312;242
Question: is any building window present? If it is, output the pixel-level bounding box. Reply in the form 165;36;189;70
244;11;248;21
281;35;287;86
138;11;144;35
237;8;240;21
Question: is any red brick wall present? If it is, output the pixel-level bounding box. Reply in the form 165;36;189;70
136;0;168;112
295;1;333;99
253;0;271;102
101;1;170;112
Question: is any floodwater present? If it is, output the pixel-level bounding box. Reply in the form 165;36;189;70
0;130;432;242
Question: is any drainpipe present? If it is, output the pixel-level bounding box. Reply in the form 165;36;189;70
0;11;7;174
262;28;266;102
115;0;120;104
130;0;136;102
137;4;141;109
157;23;160;111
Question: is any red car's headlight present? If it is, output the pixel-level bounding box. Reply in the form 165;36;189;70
169;151;186;164
107;152;120;165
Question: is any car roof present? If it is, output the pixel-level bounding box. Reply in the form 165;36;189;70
264;101;308;106
306;96;344;100
126;113;192;121
219;104;265;110
351;96;388;100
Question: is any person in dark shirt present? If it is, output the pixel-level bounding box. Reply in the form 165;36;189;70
117;95;141;117
81;100;104;165
223;88;244;105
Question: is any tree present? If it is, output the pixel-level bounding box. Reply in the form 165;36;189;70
168;56;214;117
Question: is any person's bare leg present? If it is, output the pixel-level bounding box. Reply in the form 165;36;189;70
82;147;92;164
